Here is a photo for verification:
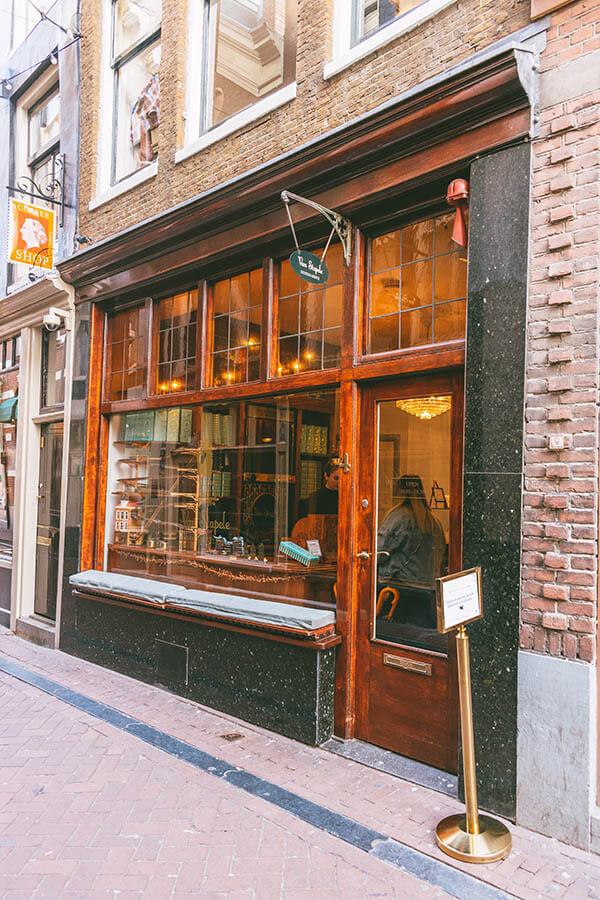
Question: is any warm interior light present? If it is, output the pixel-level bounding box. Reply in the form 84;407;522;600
277;366;283;376
396;396;452;420
226;371;233;382
305;352;312;360
293;361;300;371
171;380;179;390
159;383;168;393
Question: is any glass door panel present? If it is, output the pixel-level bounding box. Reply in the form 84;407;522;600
34;421;63;619
374;395;451;653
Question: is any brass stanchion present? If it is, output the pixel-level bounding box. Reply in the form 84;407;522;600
435;625;511;863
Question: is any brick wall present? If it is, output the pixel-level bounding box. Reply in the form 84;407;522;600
521;0;600;663
79;0;530;241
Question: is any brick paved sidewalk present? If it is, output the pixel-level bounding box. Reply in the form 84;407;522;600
0;668;453;899
0;628;599;899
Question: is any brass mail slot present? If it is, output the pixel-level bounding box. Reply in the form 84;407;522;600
37;536;52;547
383;653;432;676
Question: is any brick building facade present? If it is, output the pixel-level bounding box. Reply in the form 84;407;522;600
56;0;600;854
516;0;600;851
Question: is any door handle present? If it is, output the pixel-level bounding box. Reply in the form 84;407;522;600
357;550;371;559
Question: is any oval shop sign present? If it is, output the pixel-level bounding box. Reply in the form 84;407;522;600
289;250;329;285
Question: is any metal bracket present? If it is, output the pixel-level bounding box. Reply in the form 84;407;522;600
281;190;352;265
7;153;69;227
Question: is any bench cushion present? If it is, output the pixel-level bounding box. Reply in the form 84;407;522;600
168;589;335;631
70;570;187;605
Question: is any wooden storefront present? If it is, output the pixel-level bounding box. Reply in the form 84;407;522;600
59;46;533;813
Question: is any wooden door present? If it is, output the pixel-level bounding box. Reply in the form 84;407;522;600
355;372;463;773
34;421;64;620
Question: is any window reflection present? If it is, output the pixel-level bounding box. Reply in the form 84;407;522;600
369;213;467;354
354;0;423;44
204;0;297;130
105;390;340;609
375;396;451;652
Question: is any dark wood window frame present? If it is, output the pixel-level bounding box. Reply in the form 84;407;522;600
100;215;466;416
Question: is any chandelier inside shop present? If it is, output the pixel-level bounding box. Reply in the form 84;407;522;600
396;396;452;420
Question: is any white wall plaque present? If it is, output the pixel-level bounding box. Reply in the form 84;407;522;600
436;567;483;633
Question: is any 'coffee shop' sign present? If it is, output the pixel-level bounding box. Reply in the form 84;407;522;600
289;249;329;285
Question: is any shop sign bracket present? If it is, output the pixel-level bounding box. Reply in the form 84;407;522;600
281;190;352;266
7;153;70;227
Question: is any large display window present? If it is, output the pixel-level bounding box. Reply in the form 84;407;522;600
104;389;340;609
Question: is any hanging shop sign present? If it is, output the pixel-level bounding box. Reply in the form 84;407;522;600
281;190;353;286
8;198;55;270
289;249;329;285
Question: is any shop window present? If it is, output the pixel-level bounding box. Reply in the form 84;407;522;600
194;0;297;134
41;327;67;409
104;389;340;608
111;0;161;184
353;0;422;43
277;243;343;376
156;290;198;394
368;212;467;354
326;0;453;80
211;269;262;386
106;305;148;402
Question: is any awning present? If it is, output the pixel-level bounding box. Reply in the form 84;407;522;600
0;398;17;423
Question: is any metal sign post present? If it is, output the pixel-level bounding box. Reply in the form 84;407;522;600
435;569;512;864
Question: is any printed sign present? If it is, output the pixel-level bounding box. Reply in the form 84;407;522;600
436;567;483;633
8;199;55;270
306;539;322;558
289;249;329;285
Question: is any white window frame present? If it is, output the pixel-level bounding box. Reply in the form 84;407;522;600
325;0;458;80
92;0;160;209
177;0;296;164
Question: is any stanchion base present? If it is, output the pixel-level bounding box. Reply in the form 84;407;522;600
435;814;511;864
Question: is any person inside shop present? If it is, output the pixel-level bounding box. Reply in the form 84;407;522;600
298;459;340;518
376;474;447;628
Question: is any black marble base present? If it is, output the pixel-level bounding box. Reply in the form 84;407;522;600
64;595;335;745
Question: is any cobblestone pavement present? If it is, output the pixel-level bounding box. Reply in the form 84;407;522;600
0;628;599;899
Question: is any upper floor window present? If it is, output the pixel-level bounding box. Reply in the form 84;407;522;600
111;0;161;183
28;87;61;205
353;0;423;44
368;212;467;354
41;328;67;409
197;0;297;134
326;0;455;80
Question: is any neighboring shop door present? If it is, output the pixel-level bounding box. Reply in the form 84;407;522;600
355;372;463;773
34;421;64;620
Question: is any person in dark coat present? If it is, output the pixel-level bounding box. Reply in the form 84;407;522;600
298;459;340;518
377;474;446;587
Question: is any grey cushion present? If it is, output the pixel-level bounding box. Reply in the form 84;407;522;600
168;589;335;631
70;570;187;605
